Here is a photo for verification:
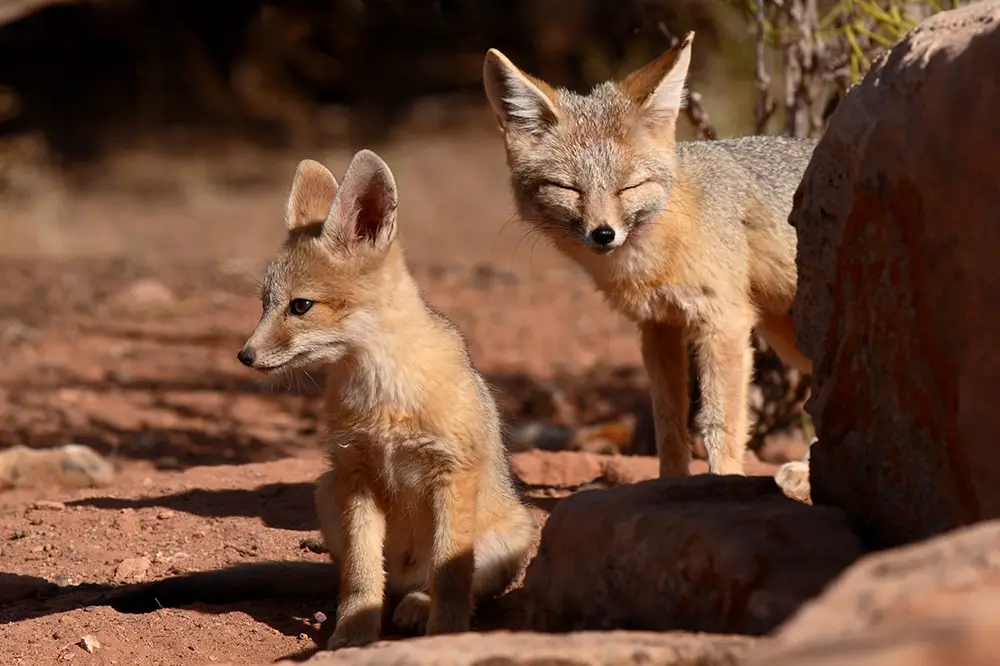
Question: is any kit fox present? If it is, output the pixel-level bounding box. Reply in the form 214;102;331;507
237;150;535;649
482;33;816;481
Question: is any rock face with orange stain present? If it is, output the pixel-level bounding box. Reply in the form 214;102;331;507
791;0;1000;547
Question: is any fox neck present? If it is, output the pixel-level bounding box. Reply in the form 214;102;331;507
555;209;699;325
331;247;433;417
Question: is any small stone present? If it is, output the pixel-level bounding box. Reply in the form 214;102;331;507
114;556;151;582
156;510;175;520
299;537;328;554
78;636;100;654
31;500;66;511
114;278;176;308
312;611;327;624
114;511;141;535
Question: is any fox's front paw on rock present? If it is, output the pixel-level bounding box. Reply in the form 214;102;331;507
325;631;381;651
774;460;811;501
325;617;382;651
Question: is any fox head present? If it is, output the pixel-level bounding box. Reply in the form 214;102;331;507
483;33;694;256
238;149;401;374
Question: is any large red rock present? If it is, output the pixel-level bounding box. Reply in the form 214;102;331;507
746;519;1000;665
519;475;864;635
790;0;1000;546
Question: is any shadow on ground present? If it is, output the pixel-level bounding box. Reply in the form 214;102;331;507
68;479;577;529
0;560;524;660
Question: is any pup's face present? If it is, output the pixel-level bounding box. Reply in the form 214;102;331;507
237;151;399;374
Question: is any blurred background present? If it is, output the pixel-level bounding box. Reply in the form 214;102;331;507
0;0;955;469
0;0;763;264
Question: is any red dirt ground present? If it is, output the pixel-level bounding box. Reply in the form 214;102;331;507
0;127;797;665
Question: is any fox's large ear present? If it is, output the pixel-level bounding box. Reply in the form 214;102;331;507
285;159;339;231
326;149;398;253
621;31;694;125
483;49;560;136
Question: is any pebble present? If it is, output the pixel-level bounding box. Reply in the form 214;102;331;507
114;556;151;582
31;500;66;511
79;635;101;654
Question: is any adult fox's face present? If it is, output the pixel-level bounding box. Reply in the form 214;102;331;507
483;34;694;256
237;150;400;374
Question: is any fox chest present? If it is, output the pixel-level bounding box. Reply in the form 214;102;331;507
328;432;458;497
600;277;715;327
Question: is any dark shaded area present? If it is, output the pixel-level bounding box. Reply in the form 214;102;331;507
0;0;737;167
109;561;337;613
70;482;320;530
0;567;333;649
0;572;60;604
66;469;596;530
0;560;525;653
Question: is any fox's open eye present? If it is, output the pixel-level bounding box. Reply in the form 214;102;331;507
288;299;315;316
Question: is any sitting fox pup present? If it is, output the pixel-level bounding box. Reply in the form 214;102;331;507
237;150;536;649
483;33;816;481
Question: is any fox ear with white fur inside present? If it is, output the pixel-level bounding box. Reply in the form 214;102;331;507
620;32;695;126
483;49;561;136
285;159;339;231
325;149;399;254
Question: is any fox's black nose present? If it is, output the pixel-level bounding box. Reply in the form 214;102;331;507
590;225;616;246
237;347;255;367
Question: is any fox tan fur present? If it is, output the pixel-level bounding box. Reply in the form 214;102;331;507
483;33;816;480
238;150;535;650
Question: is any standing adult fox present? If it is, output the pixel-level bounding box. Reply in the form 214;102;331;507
482;33;816;481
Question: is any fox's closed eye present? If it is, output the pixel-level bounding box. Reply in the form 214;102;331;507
618;180;653;194
541;180;580;193
289;298;315;316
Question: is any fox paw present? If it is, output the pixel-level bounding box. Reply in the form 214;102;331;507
325;630;380;651
774;460;811;501
391;591;430;635
325;611;382;651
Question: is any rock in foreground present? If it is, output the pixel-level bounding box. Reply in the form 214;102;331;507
791;0;1000;546
746;519;1000;665
521;475;864;635
272;631;757;666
